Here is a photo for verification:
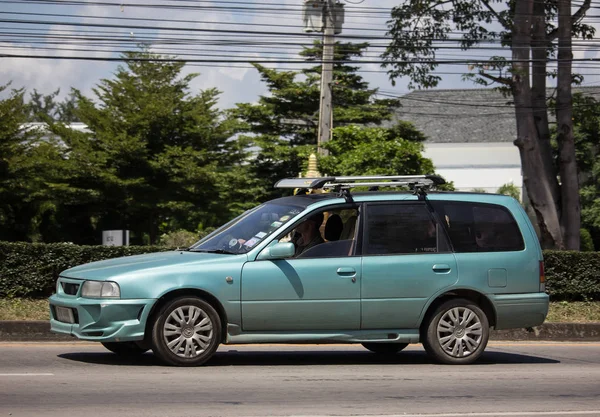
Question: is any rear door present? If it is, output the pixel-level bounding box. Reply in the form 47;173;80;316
360;201;458;329
429;200;538;294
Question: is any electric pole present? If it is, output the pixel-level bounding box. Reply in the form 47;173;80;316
302;0;344;156
317;0;335;156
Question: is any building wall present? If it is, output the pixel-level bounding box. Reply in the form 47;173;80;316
423;142;522;195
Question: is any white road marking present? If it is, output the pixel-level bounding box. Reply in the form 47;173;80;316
289;412;600;417
0;373;54;376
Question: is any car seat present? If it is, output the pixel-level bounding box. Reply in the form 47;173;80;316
339;215;357;240
324;214;343;241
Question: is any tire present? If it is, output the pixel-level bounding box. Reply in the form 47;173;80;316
422;298;489;365
101;341;149;357
362;342;408;355
151;297;222;367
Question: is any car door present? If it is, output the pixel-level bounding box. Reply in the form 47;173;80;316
360;201;459;329
240;206;362;331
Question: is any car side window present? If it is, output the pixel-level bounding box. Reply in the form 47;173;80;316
431;201;525;252
279;208;360;258
365;204;439;255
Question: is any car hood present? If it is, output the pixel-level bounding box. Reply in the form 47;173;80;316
60;251;233;281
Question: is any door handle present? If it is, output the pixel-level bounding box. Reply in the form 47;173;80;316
432;264;451;273
336;267;356;278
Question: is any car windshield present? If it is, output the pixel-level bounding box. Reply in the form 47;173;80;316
189;202;304;254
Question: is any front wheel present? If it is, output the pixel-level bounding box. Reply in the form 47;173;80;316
362;342;408;355
151;297;222;366
101;341;148;357
422;298;489;365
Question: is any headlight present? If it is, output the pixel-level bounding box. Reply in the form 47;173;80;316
81;281;120;298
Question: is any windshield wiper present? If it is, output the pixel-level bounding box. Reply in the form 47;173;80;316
190;249;237;255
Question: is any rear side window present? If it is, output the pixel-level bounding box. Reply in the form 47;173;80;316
365;204;438;255
431;201;524;252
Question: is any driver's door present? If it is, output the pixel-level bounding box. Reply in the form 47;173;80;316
240;257;361;331
240;208;361;331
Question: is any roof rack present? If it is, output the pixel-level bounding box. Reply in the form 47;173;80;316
275;175;445;200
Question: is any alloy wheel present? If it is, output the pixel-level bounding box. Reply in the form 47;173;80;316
436;306;483;358
163;305;214;359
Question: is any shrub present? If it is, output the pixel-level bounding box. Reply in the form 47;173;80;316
1;242;599;301
543;250;600;301
0;242;171;297
496;182;521;202
158;230;200;248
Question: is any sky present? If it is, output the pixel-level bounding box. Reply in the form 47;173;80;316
1;0;599;111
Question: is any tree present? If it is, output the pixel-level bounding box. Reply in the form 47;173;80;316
233;42;407;198
28;89;80;123
382;0;594;249
319;124;433;176
0;84;65;242
45;49;260;244
564;93;600;250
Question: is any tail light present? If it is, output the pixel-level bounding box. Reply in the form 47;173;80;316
539;260;546;292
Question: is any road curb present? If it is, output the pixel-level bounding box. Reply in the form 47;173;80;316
490;323;600;341
1;321;600;342
0;321;73;341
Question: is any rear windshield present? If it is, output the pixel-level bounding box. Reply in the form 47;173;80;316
430;201;525;253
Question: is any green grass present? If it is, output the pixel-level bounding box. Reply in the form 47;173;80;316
1;299;600;322
546;301;600;323
0;298;50;320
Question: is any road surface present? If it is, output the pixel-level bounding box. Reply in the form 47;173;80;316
0;342;599;417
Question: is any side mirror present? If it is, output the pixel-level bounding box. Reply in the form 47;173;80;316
257;242;295;260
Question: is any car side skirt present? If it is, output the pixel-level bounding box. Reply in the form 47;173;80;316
224;324;420;344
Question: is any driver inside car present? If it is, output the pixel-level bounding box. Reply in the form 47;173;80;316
292;212;324;256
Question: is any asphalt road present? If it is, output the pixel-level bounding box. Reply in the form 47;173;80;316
0;342;599;417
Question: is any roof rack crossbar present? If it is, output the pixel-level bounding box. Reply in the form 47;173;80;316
323;181;426;189
274;175;445;190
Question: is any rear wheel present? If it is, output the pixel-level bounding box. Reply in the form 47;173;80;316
101;342;148;357
151;297;221;366
362;342;408;355
422;298;489;365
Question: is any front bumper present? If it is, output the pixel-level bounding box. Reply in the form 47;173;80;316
49;293;156;342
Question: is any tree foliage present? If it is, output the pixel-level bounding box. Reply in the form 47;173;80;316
28;89;80;123
0;84;65;242
497;182;521;201
567;92;600;250
319;124;433;176
39;50;261;244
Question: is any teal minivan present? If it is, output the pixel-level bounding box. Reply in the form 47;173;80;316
49;175;549;366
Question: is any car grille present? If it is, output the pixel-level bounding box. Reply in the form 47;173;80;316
61;282;80;296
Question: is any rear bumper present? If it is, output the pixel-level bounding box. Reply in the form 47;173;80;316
49;294;156;342
491;292;549;330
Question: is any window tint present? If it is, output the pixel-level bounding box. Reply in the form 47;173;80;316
365;204;438;255
431;201;524;252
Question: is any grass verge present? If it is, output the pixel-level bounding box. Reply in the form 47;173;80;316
0;299;599;322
